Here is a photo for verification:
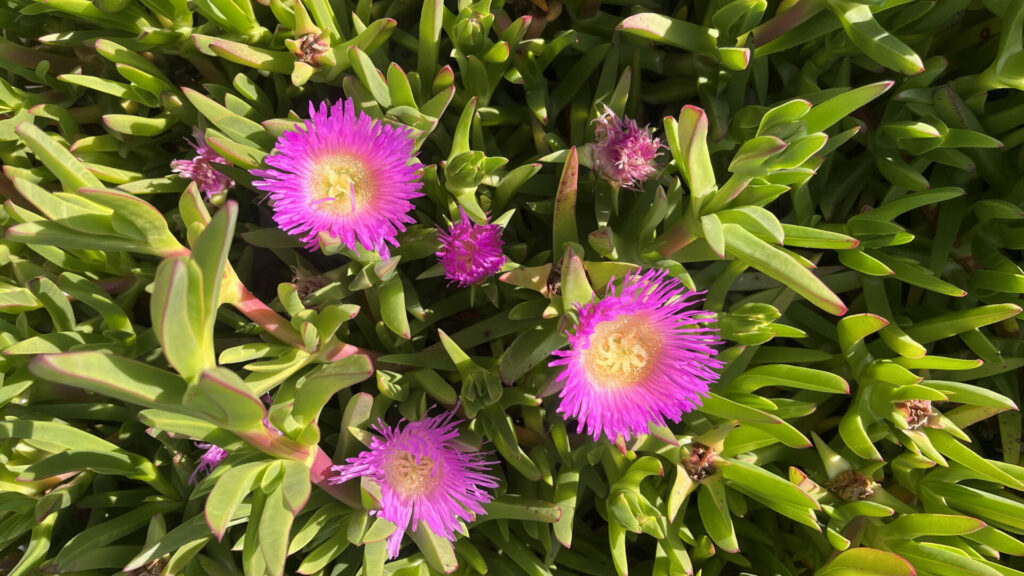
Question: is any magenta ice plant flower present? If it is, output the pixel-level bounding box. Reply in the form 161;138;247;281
549;268;723;442
329;409;498;559
251;99;423;257
170;128;234;197
592;106;664;189
189;442;228;485
436;209;506;286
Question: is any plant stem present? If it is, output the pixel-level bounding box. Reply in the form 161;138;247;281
309;447;362;508
231;282;307;349
751;0;825;47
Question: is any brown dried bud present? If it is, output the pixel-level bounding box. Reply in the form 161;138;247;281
128;559;167;576
291;267;330;300
895;399;937;430
296;33;329;65
545;259;562;297
682;442;717;481
825;470;875;501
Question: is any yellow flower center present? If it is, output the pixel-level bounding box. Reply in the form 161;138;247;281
384;450;440;497
309;158;369;216
583;313;659;389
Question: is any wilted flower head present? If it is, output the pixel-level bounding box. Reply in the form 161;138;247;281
189;442;227;485
170;128;234;197
826;470;875;501
329;408;498;559
436;209;506;286
895;399;939;430
251;99;423;257
592;106;663;189
549;268;723;442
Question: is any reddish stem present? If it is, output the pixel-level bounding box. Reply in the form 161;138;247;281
309;447;362;507
658;222;696;257
321;339;381;363
751;0;823;47
231;282;306;349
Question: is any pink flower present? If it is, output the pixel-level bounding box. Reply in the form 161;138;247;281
549;269;723;442
436;209;506;286
592;106;664;189
170;128;234;197
189;442;227;485
251;99;423;257
329;409;498;559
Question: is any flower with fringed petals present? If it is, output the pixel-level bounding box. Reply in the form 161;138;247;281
329;408;498;558
189;442;227;485
251;99;423;257
436;209;506;286
549;268;723;442
592;106;664;189
170;128;234;198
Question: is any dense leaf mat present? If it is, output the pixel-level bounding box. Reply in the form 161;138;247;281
0;0;1023;575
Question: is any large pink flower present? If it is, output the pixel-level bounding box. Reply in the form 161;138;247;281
549;269;723;442
329;409;498;559
251;99;423;257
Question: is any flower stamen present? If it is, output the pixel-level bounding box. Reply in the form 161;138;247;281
311;160;367;216
385;450;440;497
584;313;659;388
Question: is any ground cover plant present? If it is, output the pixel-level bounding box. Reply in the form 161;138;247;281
1;0;1023;574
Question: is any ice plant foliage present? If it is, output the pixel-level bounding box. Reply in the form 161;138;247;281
189;443;227;485
436;209;506;286
550;269;723;442
251;99;423;256
592;106;664;189
329;409;498;558
170;128;234;197
10;0;1024;574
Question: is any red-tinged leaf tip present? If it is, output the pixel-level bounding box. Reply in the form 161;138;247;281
205;510;226;542
849;238;860;248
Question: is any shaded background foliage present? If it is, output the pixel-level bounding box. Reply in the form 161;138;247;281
0;0;1023;575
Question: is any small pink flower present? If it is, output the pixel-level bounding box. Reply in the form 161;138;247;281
549;268;723;442
170;128;234;197
189;442;227;485
592;106;664;189
330;409;498;559
251;99;423;257
436;209;506;286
